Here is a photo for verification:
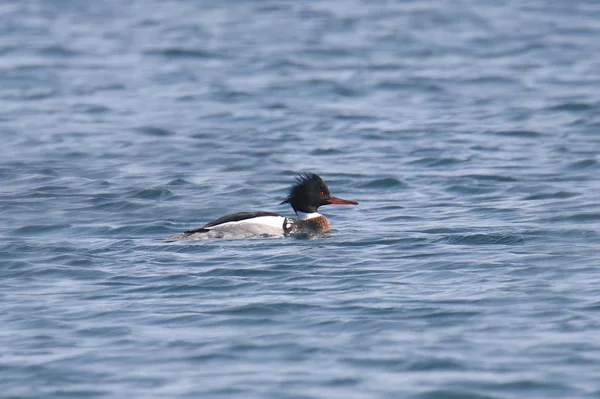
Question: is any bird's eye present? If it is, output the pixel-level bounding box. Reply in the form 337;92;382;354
319;191;325;197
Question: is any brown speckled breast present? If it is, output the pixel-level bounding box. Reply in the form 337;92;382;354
283;215;331;236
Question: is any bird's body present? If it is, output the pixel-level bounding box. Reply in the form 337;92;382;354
166;173;357;240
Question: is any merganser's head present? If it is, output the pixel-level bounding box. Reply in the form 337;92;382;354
281;173;358;214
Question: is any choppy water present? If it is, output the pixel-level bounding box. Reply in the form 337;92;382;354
2;1;600;398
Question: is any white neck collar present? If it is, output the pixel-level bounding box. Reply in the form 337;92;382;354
296;211;322;220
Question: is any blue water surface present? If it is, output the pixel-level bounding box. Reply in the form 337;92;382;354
2;0;600;398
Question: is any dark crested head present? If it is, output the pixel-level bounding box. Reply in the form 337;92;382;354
281;173;358;214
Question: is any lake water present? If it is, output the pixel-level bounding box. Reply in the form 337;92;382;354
2;1;600;398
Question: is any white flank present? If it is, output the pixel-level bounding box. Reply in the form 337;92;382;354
296;211;322;220
205;216;286;237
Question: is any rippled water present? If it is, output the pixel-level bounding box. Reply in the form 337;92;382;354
2;1;600;398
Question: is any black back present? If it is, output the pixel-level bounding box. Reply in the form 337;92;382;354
184;211;282;234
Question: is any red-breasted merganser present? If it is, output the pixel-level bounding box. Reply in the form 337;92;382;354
166;173;358;240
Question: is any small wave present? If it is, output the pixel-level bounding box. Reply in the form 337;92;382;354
128;188;175;200
134;126;175;137
493;130;543;138
333;112;378;121
413;389;508;399
166;178;191;186
11;224;72;235
446;185;493;195
17;88;56;100
567;159;598;170
408;157;465;167
407;357;465;371
77;200;145;212
359;177;406;189
71;103;111;114
463;75;518;85
310;148;343;155
548;212;600;223
144;48;217;58
39;45;80;57
207;302;322;317
376;80;445;93
548;103;593;112
419;228;464;234
461;174;518;182
523;191;579;200
437;233;526;246
76;326;131;338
